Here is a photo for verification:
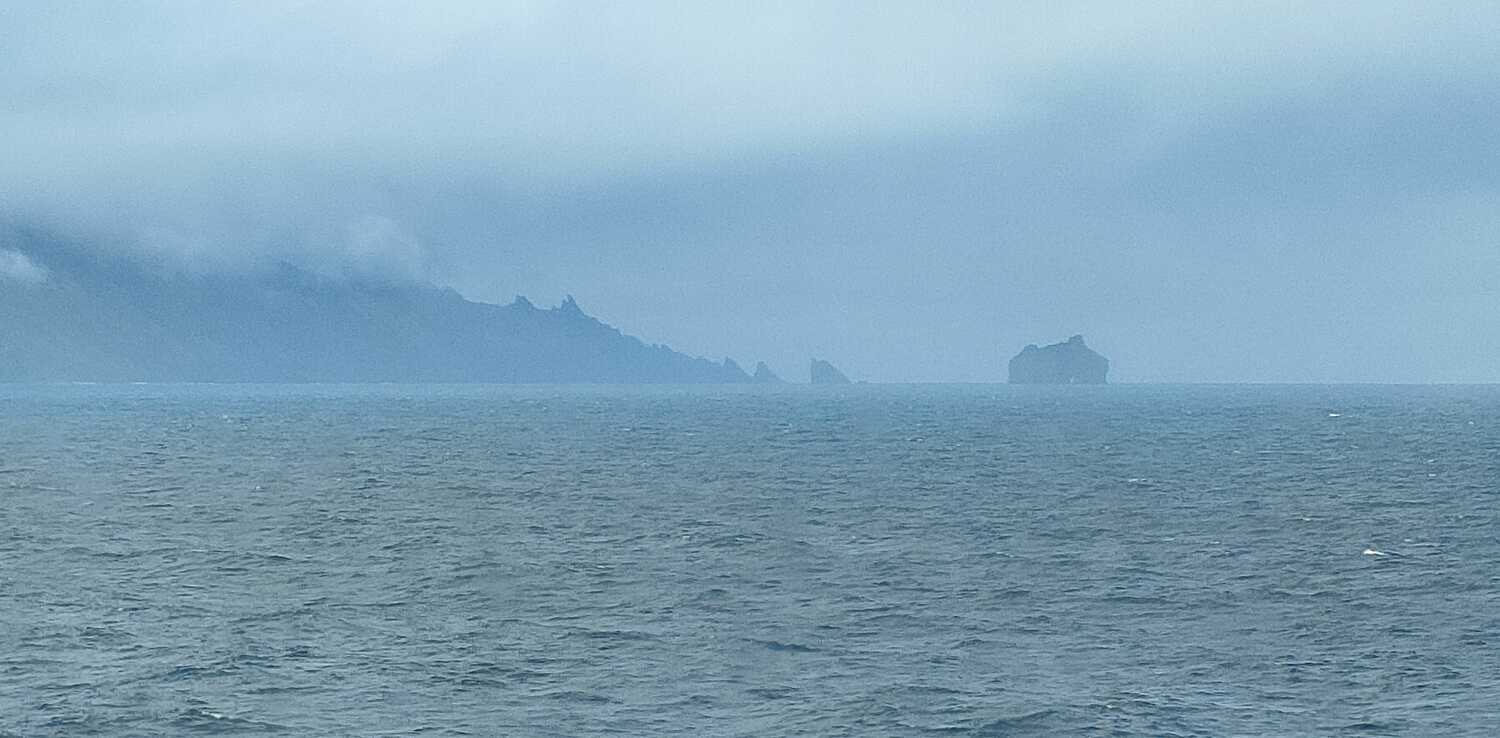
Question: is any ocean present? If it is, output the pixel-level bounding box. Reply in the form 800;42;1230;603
1;383;1497;736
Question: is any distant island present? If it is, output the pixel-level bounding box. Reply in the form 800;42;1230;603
752;362;783;383
809;358;851;384
1008;335;1109;384
0;234;770;383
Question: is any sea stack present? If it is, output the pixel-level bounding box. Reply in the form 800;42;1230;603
752;362;783;383
810;358;852;384
1008;335;1109;384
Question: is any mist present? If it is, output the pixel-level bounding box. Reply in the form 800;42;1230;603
4;2;1498;381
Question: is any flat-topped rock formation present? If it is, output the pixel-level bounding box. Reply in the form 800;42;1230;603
1008;335;1109;384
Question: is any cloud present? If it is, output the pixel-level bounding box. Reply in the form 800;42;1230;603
1;3;1498;379
5;3;1494;192
338;215;431;283
0;248;47;283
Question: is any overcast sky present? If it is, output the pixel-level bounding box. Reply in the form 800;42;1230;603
3;2;1498;381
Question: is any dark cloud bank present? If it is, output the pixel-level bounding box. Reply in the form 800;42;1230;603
3;3;1498;382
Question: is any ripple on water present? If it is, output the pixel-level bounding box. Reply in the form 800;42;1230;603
2;384;1499;735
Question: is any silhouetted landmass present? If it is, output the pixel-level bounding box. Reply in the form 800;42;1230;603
0;234;759;383
809;358;851;384
752;362;783;384
1008;335;1109;384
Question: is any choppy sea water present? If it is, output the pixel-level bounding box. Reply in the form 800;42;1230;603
2;383;1498;736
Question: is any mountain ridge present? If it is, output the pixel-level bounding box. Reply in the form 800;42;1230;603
0;234;757;384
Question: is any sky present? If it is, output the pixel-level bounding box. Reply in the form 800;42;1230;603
2;2;1498;382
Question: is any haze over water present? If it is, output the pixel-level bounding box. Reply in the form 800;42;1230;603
6;5;1500;382
3;383;1496;736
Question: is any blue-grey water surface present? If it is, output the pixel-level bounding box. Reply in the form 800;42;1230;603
2;384;1499;736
